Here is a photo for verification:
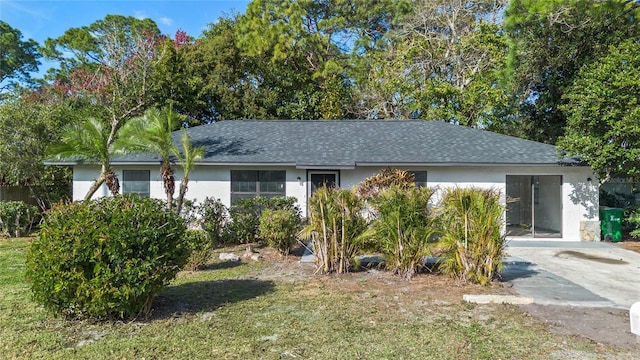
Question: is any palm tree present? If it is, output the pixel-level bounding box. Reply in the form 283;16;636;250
48;117;119;200
174;131;205;214
115;106;181;209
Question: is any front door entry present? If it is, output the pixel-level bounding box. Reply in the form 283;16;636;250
309;172;338;195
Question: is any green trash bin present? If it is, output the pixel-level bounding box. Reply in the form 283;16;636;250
600;207;623;242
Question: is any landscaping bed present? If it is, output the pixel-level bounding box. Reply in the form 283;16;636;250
2;238;639;359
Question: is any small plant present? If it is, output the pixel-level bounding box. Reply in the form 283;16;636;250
25;195;188;320
0;201;38;238
259;208;301;255
364;186;437;279
183;229;215;271
437;187;505;285
300;186;367;274
197;197;229;245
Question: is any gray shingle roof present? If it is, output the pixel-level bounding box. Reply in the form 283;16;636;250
111;120;575;167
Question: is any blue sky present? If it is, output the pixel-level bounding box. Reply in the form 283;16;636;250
1;0;252;76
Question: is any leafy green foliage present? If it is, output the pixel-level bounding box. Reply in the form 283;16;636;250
115;106;183;208
47;117;119;199
364;186;437;278
25;195;188;320
505;0;640;143
0;201;38;238
183;229;215;271
350;0;509;124
0;21;40;90
174;131;205;214
196;197;229;246
0;89;75;207
301;187;367;274
437;187;505;285
558;39;640;182
259;208;302;255
227;197;299;244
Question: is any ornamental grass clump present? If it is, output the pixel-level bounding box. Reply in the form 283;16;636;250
300;186;367;274
364;186;438;279
438;187;505;285
25;195;188;320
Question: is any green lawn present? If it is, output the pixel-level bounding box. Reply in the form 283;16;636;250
0;237;623;359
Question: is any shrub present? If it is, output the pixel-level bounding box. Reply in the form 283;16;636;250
197;197;229;245
25;195;188;320
227;196;298;244
183;229;214;271
437;187;505;285
259;208;301;255
364;186;437;279
0;201;39;238
300;186;367;274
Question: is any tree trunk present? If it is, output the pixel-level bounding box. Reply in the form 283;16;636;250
161;162;175;210
105;169;120;196
175;177;188;215
84;173;106;201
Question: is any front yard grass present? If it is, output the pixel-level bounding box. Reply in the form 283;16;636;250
0;237;626;359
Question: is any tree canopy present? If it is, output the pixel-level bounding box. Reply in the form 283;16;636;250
4;0;640;192
558;39;640;182
0;21;40;90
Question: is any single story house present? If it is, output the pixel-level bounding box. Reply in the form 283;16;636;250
63;120;600;241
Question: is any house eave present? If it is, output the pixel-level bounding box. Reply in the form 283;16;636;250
355;162;567;167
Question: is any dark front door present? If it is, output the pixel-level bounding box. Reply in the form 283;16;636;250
310;173;337;194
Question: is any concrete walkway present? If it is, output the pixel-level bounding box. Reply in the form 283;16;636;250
504;240;640;309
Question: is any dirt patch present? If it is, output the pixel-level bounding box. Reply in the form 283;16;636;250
617;240;640;254
520;304;638;352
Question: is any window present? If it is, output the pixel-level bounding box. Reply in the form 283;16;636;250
122;170;150;197
231;170;286;203
409;171;428;187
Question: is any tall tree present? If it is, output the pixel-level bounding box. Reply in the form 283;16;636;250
115;107;182;208
350;0;509;125
0;88;76;207
41;15;164;193
558;39;640;183
237;0;375;119
174;131;205;214
505;0;640;143
0;21;40;91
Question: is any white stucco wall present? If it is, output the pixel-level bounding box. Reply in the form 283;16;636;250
72;164;597;241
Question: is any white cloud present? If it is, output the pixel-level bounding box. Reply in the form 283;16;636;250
2;0;50;20
133;10;148;20
158;17;173;26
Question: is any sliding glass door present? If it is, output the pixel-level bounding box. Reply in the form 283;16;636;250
506;175;562;238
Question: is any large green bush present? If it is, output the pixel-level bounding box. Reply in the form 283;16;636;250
365;186;437;279
437;187;505;285
25;195;188;320
227;196;298;244
197;197;229;245
259;208;301;255
301;187;367;274
0;201;38;238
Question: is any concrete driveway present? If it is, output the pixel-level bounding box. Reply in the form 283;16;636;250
503;240;640;309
